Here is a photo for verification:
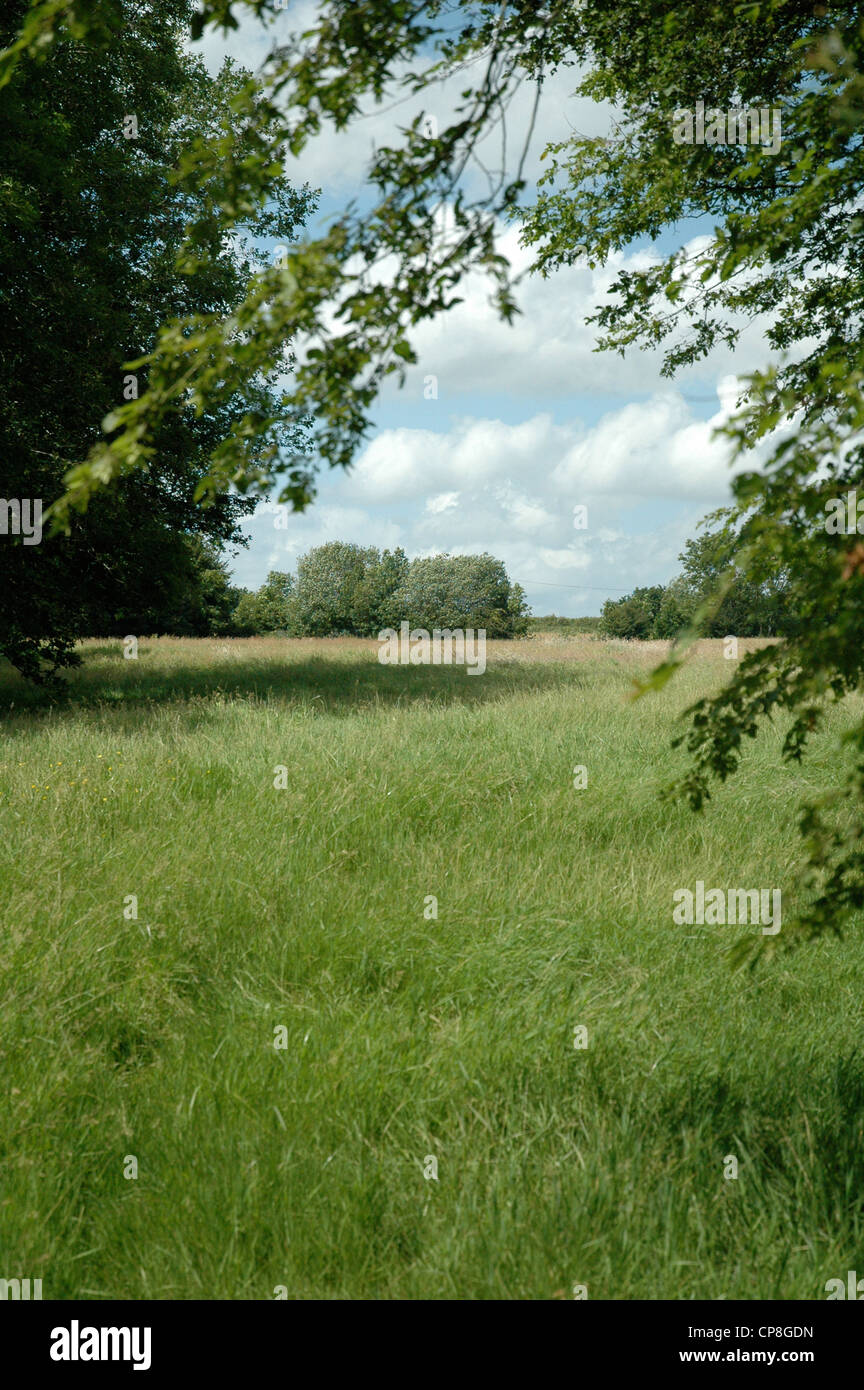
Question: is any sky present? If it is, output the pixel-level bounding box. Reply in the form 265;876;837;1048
195;4;778;617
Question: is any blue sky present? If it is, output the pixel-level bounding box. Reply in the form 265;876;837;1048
196;6;777;616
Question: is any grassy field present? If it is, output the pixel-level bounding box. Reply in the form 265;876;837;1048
1;633;863;1300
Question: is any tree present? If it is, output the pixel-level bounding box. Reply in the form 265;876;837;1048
292;542;402;636
163;538;247;638
602;525;795;641
231;544;525;636
233;571;299;635
653;579;693;642
600;586;665;640
75;533;244;639
0;0;314;682
7;1;864;942
677;527;794;640
352;546;410;635
388;553;528;637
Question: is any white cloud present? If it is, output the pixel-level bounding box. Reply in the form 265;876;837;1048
426;492;460;514
285;62;606;198
194;16;777;411
538;548;592;572
231;501;402;589
384;227;780;403
345;388;755;511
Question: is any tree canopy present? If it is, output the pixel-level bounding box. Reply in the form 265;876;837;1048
233;544;528;637
0;0;314;681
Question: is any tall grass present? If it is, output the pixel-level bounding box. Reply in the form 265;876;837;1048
0;636;861;1299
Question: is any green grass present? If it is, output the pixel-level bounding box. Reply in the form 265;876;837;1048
525;614;602;634
1;634;862;1300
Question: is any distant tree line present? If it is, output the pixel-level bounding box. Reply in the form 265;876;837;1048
76;528;796;646
115;540;530;639
235;543;529;638
600;530;796;640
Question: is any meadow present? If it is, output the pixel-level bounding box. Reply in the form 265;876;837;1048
1;633;862;1300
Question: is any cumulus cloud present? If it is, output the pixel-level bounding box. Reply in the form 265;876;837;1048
385;228;780;403
426;492;460;514
344;387;754;509
231;501;403;590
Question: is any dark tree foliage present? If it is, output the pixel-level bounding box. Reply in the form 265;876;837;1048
386;551;529;637
0;0;315;683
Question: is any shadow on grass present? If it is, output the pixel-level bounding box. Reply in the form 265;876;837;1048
577;1041;864;1253
0;646;597;719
